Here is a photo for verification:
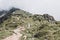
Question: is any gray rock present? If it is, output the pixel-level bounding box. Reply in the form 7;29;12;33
43;14;55;21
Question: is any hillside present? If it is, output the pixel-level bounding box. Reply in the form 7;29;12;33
0;8;60;40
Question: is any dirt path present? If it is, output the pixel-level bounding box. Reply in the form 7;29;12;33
3;27;25;40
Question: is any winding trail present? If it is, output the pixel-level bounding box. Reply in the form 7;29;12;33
3;27;25;40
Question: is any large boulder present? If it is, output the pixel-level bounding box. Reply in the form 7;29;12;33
43;14;55;21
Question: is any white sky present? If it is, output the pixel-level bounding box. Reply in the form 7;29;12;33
0;0;60;21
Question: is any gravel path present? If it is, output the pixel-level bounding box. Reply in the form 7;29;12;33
3;27;25;40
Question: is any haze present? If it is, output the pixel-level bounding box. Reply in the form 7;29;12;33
0;0;60;21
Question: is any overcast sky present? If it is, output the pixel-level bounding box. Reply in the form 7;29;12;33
0;0;60;21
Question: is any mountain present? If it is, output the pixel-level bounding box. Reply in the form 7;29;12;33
0;8;60;40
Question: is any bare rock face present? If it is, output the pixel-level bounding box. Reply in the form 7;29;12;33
43;14;55;21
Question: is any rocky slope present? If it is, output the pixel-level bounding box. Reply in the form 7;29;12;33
0;8;60;40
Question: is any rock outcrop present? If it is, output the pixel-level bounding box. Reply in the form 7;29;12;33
0;7;19;23
43;14;55;21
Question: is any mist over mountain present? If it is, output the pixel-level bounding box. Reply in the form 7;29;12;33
0;0;60;40
0;0;60;21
